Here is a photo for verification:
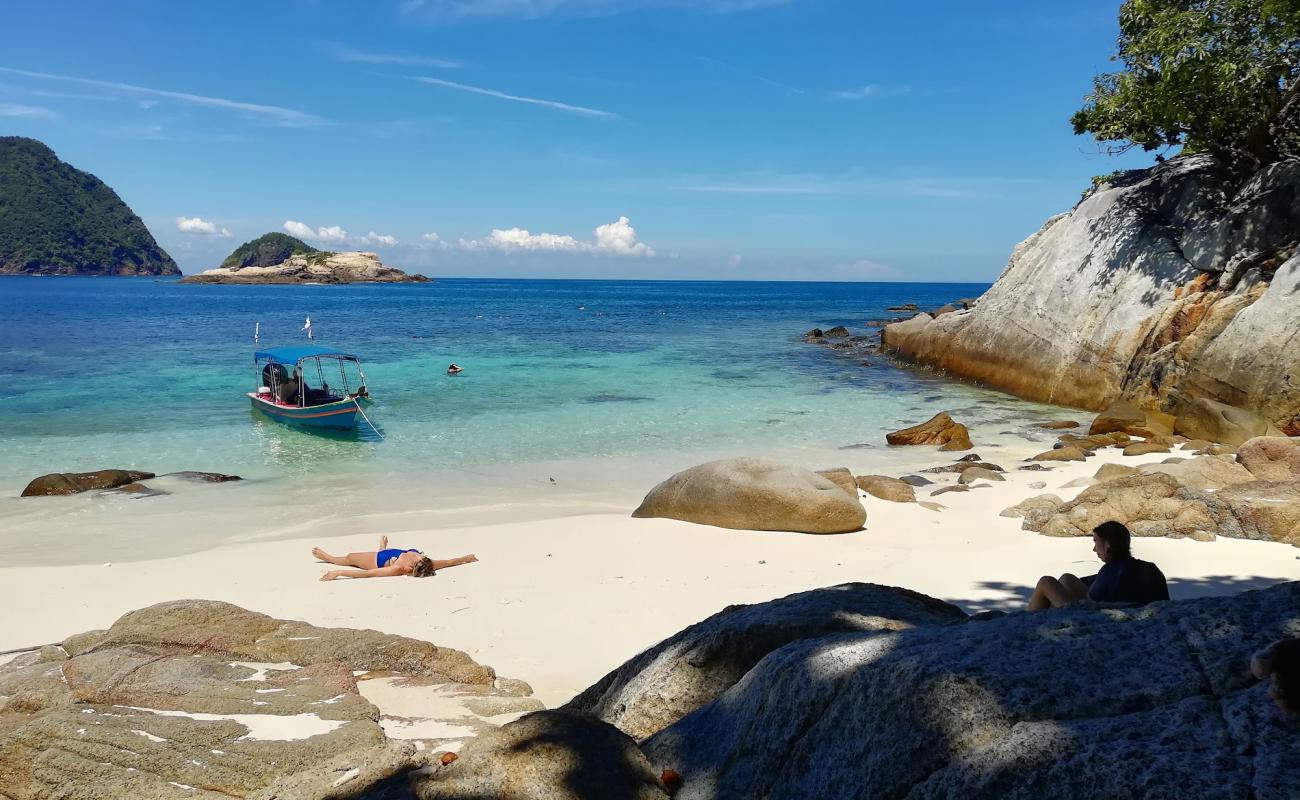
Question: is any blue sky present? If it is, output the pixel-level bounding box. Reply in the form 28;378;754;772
1;0;1156;280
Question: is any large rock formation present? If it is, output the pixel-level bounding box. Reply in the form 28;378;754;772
642;581;1300;799
1022;472;1300;545
20;469;155;497
881;155;1300;435
565;584;966;741
0;137;179;276
181;251;428;284
0;600;536;799
631;457;866;534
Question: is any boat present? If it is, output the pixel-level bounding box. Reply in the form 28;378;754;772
248;344;373;430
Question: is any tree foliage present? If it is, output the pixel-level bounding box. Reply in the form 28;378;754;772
1073;0;1300;171
0;137;178;276
220;232;318;269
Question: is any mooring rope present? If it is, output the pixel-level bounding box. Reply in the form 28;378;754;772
354;400;384;440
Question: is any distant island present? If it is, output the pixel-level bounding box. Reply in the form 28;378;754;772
219;232;321;269
181;234;429;284
0;137;179;276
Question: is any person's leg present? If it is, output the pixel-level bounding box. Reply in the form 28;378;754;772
1059;573;1090;601
312;548;377;569
429;554;479;571
1028;574;1087;610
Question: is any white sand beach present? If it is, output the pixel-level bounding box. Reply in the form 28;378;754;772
4;442;1298;709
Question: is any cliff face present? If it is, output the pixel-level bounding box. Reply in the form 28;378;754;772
180;250;429;284
0;137;179;276
883;155;1300;435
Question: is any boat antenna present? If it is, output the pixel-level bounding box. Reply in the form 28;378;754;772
302;316;314;341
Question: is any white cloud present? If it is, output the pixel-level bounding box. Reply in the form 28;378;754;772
419;232;452;250
460;216;653;257
360;231;399;247
832;84;912;100
0;102;56;119
0;66;321;125
284;220;350;243
593;216;653;256
327;45;463;69
410;76;616;119
284;220;317;240
316;225;349;243
176;216;231;236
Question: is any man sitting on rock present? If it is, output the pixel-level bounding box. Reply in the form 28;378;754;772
1027;521;1169;611
1252;638;1300;715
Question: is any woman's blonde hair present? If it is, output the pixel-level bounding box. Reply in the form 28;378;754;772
411;556;436;578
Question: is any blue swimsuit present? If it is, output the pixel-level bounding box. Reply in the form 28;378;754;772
377;548;421;568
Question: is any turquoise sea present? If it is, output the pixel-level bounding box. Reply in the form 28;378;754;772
0;277;1068;564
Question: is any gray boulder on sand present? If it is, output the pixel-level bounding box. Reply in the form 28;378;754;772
632;457;866;534
564;583;966;741
641;581;1300;799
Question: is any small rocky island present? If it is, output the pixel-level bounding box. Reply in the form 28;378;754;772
180;232;429;284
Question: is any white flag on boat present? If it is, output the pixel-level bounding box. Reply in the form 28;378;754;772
302;317;314;341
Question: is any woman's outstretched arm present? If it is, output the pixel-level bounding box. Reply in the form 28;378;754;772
321;565;402;581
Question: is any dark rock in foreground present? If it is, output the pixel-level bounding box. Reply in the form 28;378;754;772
642;581;1300;799
413;710;669;800
565;583;966;741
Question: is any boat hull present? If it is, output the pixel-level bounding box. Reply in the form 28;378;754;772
248;393;362;429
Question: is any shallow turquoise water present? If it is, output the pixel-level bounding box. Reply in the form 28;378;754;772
0;277;1073;563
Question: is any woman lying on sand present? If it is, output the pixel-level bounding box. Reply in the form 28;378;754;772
1027;521;1169;610
312;536;478;581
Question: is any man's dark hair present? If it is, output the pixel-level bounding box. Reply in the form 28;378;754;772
1092;521;1132;558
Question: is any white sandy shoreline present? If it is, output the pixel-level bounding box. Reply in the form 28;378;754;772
4;442;1298;708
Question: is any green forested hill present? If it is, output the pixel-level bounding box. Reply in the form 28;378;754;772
220;232;317;269
0;137;179;276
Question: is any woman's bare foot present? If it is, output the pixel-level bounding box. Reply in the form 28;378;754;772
466;554;478;563
320;571;338;581
380;535;388;549
311;547;330;562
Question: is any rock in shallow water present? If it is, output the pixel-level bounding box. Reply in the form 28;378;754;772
21;469;155;497
886;412;973;452
632;457;865;534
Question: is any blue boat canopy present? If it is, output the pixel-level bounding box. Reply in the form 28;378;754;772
254;344;357;364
